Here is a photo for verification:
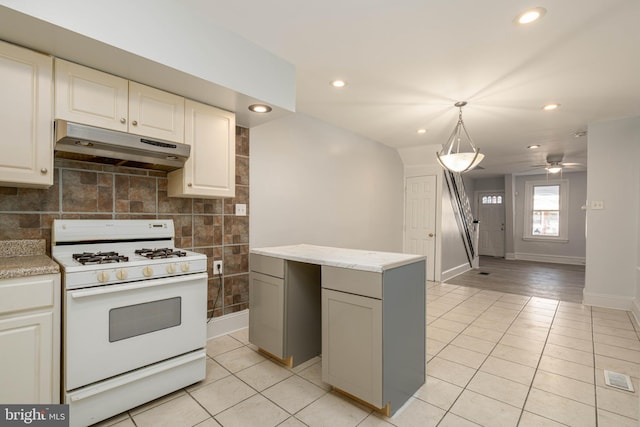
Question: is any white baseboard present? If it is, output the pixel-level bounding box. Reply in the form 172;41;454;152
505;252;516;260
206;309;249;340
442;263;472;282
583;291;633;311
632;298;640;328
511;252;585;265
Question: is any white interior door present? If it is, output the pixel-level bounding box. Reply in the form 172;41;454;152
477;191;505;257
405;175;436;281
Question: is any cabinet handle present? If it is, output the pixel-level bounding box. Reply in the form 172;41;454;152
187;183;193;187
120;118;126;124
40;168;48;174
132;120;138;126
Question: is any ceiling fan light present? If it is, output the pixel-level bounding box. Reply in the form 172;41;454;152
547;165;563;174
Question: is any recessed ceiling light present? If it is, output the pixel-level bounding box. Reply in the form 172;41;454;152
527;144;540;149
516;7;546;25
248;104;272;113
543;103;560;111
417;129;427;134
330;80;347;88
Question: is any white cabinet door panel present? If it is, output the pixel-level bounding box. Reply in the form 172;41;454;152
168;100;235;198
55;58;128;132
0;40;53;188
128;82;184;143
0;311;54;403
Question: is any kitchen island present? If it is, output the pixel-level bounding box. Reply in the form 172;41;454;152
249;244;425;416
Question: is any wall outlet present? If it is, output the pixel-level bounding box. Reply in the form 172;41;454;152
213;260;223;275
235;204;247;216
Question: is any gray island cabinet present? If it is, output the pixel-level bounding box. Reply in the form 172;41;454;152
249;244;425;416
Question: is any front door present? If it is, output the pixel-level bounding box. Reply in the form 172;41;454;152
477;191;505;257
405;175;437;281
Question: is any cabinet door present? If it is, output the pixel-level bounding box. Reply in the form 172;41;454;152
0;311;55;403
0;40;53;188
322;288;383;407
54;58;128;132
128;82;184;143
249;272;285;358
167;100;236;198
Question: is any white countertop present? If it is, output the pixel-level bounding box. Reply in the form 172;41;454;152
251;244;425;273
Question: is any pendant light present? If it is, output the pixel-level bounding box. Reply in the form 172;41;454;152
436;101;484;173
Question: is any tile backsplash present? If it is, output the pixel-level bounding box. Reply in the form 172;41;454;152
0;126;250;318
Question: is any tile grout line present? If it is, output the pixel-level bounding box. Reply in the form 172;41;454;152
514;299;561;426
591;305;599;427
430;289;535;425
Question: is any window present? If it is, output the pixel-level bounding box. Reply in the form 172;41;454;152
481;194;503;205
524;179;569;241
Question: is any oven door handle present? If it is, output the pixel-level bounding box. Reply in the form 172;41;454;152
68;350;206;402
69;272;208;299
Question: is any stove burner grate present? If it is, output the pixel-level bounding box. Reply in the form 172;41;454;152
135;248;187;259
73;251;129;265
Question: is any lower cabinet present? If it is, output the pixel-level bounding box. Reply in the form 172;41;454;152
248;271;285;358
249;254;321;367
248;251;426;416
0;274;60;404
322;288;383;407
321;262;426;416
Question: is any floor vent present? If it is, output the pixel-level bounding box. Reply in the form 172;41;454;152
478;272;490;276
604;370;634;392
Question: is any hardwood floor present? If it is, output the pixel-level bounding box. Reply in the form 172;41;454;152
444;256;585;303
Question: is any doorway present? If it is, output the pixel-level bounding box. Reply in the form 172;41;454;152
476;191;505;257
405;175;437;281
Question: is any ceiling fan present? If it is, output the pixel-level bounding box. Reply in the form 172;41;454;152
531;155;584;174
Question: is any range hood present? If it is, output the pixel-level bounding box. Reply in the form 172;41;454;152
54;120;190;171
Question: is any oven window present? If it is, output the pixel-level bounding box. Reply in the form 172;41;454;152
109;297;182;342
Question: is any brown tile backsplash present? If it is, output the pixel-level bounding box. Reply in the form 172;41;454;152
0;126;250;319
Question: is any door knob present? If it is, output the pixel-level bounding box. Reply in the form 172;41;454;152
428;233;434;237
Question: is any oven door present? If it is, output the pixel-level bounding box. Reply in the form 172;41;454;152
65;273;207;391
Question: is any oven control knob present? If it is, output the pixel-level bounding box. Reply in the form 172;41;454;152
116;269;128;280
143;266;153;277
97;271;110;282
167;263;177;274
180;262;190;272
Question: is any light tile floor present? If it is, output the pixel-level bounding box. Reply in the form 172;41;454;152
94;282;640;427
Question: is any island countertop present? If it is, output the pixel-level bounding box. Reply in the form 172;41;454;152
250;244;425;273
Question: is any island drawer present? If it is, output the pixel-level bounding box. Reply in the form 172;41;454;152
250;254;284;278
321;266;382;299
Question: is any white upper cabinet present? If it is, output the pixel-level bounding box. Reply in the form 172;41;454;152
0;40;53;188
54;58;128;132
128;81;184;143
168;100;236;198
55;59;184;143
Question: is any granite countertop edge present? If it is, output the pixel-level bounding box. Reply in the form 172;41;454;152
0;239;60;279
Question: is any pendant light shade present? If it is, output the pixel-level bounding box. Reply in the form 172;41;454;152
436;102;484;173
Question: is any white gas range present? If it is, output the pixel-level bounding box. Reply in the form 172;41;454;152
52;219;208;427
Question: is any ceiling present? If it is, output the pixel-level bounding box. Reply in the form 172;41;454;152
184;0;640;178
